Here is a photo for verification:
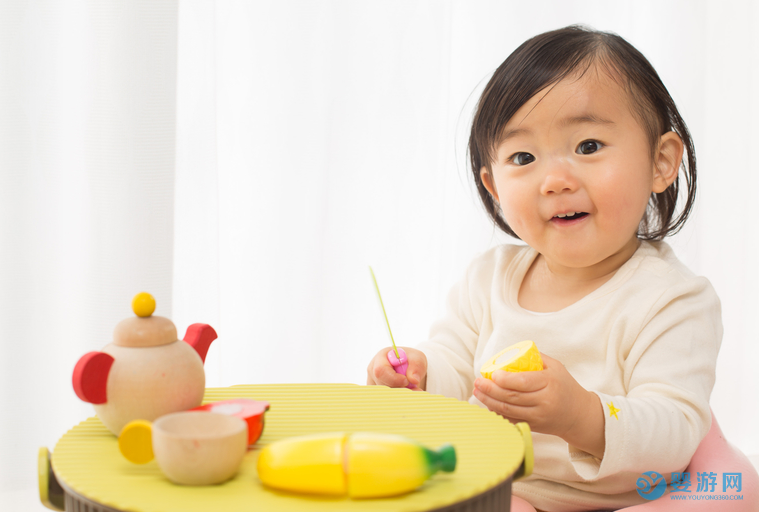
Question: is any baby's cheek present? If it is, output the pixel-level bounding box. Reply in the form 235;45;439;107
597;172;651;226
499;202;532;236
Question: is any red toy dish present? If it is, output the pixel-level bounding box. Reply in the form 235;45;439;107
191;399;270;445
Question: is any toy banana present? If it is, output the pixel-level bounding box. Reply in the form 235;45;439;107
257;432;456;498
480;340;543;379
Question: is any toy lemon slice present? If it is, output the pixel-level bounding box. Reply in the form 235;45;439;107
480;340;543;379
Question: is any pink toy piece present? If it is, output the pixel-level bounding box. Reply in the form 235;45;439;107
615;409;759;511
72;352;115;404
183;323;217;364
387;348;416;389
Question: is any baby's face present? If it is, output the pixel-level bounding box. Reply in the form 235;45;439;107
484;70;661;271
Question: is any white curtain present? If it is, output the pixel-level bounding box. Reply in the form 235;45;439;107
2;1;757;509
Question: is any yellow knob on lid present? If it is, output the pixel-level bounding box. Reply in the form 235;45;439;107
119;420;154;464
132;292;156;317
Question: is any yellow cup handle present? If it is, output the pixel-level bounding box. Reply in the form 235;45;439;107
514;422;534;480
119;420;155;464
38;447;65;511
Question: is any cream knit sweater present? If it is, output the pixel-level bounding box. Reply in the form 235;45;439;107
417;241;722;511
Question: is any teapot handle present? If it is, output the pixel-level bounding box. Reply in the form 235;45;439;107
72;351;114;404
183;324;218;364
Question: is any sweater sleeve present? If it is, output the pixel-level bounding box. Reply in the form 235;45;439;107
416;256;490;402
568;276;722;481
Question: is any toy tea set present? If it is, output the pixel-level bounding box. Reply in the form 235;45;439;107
65;292;461;495
41;287;536;511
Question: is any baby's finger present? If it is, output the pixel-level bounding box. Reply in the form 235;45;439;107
373;356;410;388
473;387;533;423
474;377;540;406
366;357;379;385
490;368;546;393
406;369;424;390
404;349;427;389
366;367;380;386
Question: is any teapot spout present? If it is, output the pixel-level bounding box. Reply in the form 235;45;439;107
183;324;218;364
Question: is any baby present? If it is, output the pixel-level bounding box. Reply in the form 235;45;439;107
366;25;722;512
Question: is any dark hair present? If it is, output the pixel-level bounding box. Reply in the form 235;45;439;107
469;25;696;241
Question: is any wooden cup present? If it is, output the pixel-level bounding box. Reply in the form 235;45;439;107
152;411;248;485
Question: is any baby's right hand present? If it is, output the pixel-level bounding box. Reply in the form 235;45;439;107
366;347;427;390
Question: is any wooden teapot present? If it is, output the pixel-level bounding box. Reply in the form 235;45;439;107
72;293;217;435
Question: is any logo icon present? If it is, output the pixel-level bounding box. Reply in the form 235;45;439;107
724;472;742;492
637;471;667;501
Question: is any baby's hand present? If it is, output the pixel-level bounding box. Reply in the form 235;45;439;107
366;347;427;390
473;353;604;457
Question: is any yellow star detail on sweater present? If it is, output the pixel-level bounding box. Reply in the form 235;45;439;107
607;402;620;420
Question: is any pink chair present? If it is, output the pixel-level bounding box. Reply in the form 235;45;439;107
619;409;759;511
510;409;758;512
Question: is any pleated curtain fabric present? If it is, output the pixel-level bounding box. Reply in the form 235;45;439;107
0;0;178;504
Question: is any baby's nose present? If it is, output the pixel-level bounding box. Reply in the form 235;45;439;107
539;162;578;195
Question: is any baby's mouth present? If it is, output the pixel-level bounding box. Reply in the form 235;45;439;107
553;212;588;220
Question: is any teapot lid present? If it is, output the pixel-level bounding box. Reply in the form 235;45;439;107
113;293;178;348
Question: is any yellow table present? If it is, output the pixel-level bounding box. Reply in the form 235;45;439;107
43;384;531;512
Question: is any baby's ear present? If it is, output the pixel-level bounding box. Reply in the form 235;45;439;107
652;131;684;193
480;167;499;202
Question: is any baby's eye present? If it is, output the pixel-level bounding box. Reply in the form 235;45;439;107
577;140;603;155
510;152;535;166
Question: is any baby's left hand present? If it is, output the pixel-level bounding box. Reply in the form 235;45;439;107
473;353;599;442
